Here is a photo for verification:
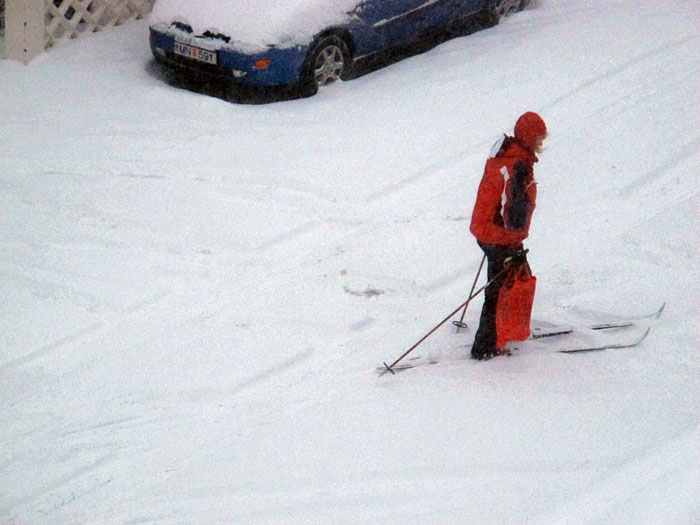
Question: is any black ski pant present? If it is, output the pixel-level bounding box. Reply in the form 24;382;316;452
471;242;526;358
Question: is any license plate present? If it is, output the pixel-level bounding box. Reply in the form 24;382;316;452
173;41;217;65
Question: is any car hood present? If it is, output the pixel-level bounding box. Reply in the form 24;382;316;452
150;0;358;52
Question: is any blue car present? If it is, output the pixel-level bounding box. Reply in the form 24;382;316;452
149;0;531;96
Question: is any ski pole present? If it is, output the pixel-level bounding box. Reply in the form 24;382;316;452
453;253;486;332
381;260;516;375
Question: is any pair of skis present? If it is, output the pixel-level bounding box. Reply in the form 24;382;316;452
378;303;665;375
529;302;665;341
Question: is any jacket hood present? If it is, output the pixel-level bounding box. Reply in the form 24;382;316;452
514;112;547;153
499;136;539;164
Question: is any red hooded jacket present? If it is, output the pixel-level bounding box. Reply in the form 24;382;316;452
470;137;538;246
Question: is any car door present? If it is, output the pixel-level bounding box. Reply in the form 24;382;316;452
350;0;428;55
418;0;488;33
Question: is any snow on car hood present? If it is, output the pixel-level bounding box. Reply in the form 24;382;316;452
150;0;358;52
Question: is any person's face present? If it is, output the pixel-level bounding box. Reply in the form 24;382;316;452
535;133;548;153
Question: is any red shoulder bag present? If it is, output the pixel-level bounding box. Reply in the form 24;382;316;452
496;261;537;348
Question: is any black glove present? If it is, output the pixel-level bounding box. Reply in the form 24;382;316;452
506;248;529;266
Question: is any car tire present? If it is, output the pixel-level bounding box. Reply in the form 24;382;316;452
488;0;524;23
299;34;350;97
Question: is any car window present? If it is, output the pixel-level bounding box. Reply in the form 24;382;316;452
354;0;426;27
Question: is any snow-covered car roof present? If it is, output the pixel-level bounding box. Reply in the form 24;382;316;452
149;0;358;52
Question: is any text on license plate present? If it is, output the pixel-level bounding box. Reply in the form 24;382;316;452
173;42;217;65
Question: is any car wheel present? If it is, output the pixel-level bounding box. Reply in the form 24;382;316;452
489;0;523;21
299;35;350;96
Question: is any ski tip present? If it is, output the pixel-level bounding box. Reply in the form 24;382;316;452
633;326;652;346
560;325;653;353
656;302;666;318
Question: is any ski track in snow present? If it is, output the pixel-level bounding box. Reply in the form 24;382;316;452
2;0;700;522
537;426;700;523
544;34;699;111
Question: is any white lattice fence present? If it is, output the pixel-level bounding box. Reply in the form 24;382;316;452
46;0;154;44
3;0;154;63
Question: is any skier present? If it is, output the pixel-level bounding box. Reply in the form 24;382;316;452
469;112;547;360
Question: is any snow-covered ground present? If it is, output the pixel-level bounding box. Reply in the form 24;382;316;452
2;0;699;522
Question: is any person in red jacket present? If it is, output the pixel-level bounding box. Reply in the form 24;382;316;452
470;112;547;360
